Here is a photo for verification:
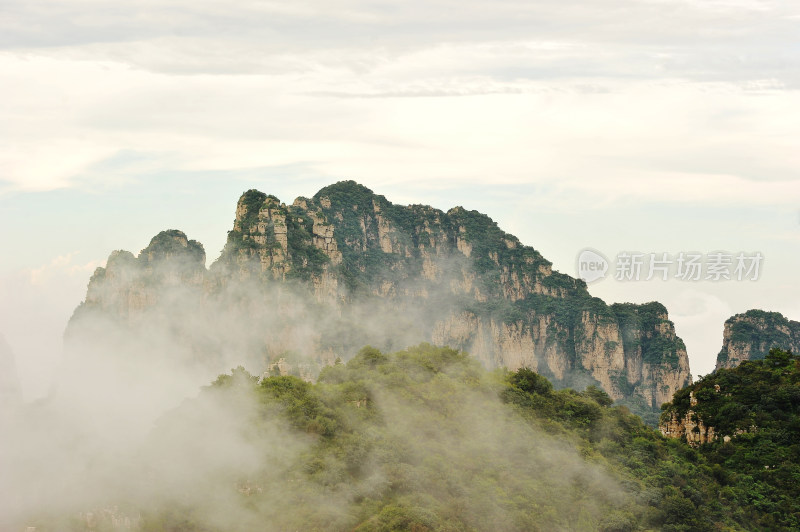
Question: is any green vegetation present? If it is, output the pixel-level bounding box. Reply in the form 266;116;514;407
204;183;693;424
140;229;204;260
74;183;694;433
612;302;685;368
137;230;206;277
285;208;330;280
660;348;800;530
134;344;793;531
218;191;331;280
238;189;269;228
313;181;411;293
717;310;800;366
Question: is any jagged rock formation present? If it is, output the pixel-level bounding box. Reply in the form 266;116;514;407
660;392;717;446
67;181;692;414
0;334;22;405
716;309;800;370
660;349;798;450
74;230;206;324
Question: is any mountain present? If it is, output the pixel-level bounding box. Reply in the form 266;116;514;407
12;345;799;530
716;309;800;370
66;181;691;419
660;348;800;530
18;345;777;531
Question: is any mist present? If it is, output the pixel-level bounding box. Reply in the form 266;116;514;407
0;215;645;531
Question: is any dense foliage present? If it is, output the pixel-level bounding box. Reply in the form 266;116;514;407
661;348;800;529
139;229;206;271
611;302;686;368
131;344;789;531
305;182;687;422
717;310;800;366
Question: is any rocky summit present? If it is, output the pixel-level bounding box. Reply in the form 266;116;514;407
716;309;800;370
67;181;691;419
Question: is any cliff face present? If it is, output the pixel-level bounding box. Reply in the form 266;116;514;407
661;348;798;450
660;392;718;447
716;310;800;370
67;181;691;413
75;230;205;325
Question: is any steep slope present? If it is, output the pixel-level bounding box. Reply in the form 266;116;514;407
716;309;800;370
67;181;691;415
660;348;800;530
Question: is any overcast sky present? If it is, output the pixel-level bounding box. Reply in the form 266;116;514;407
2;0;799;398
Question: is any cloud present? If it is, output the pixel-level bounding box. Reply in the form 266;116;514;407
3;0;799;80
667;290;733;378
29;252;104;286
2;0;800;196
0;253;105;399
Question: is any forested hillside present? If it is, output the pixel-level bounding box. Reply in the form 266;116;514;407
661;348;800;529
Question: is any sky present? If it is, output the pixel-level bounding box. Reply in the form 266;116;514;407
1;0;799;399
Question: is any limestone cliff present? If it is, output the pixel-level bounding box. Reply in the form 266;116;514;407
67;181;692;416
659;348;792;447
715;309;800;370
660;392;717;447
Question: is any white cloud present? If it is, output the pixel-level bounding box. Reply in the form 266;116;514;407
29;252;104;286
3;45;799;207
0;252;105;399
668;290;733;378
2;0;800;194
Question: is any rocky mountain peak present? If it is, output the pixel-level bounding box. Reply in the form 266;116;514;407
140;229;206;267
68;181;693;420
716;309;800;370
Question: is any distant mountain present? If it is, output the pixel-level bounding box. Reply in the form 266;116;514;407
66;181;691;419
716;309;800;370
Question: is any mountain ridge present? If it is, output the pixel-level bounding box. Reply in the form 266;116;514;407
67;180;692;420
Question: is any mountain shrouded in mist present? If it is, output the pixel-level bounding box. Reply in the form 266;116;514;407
14;344;800;531
11;182;800;531
66;181;691;421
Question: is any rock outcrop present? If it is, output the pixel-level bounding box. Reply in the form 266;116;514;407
73;230;206;325
67;181;692;416
716;309;800;370
660;392;717;446
660;367;766;447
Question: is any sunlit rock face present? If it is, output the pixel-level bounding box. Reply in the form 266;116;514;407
66;181;691;415
716;309;800;370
